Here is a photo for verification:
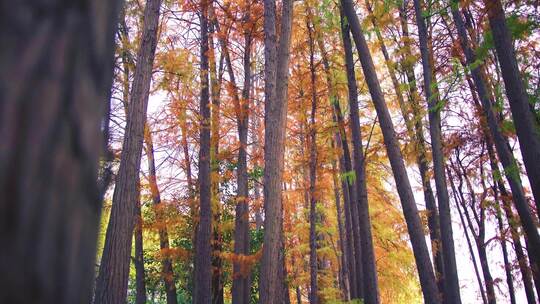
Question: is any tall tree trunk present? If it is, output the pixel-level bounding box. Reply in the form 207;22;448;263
451;17;539;301
207;6;224;304
231;6;253;304
332;91;365;300
0;3;119;302
448;173;488;304
94;0;162;302
483;0;540;212
335;133;359;299
306;16;319;304
145;128;178;304
487;145;535;304
316;9;365;297
259;0;294;303
451;156;496;304
412;1;461;302
450;2;540;272
280;231;292;304
397;4;445;290
490;165;517;304
134;195;147;304
331;154;350;300
194;1;213;303
340;1;441;303
339;7;379;303
525;237;540;297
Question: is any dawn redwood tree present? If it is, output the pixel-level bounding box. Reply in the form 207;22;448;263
145;128;178;304
230;5;254;304
397;3;445;288
311;10;366;297
259;0;294;303
483;0;540;212
449;152;496;304
412;0;461;302
134;193;147;304
487;140;537;304
448;171;488;304
340;1;441;303
450;1;540;274
207;6;224;303
306;15;319;304
93;0;162;302
334;124;359;299
340;8;379;303
330;151;350;299
194;0;213;303
0;0;121;302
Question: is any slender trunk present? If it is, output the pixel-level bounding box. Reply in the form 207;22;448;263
134;196;147;304
486;142;535;304
306;16;319;304
525;238;540;297
336;134;359;299
338;8;378;303
179;109;195;202
453;16;538;301
455;154;497;304
332;96;364;300
483;0;540;212
281;236;291;304
340;1;441;303
194;1;213;302
412;1;461;302
450;2;540;272
205;8;223;304
231;7;253;304
315;10;365;297
259;0;294;303
495;204;516;304
397;4;445;289
145;129;178;304
207;6;224;304
95;0;162;302
448;173;488;304
331;145;350;300
490;167;516;304
489;141;538;302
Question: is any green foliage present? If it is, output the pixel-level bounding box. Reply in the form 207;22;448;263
341;170;356;185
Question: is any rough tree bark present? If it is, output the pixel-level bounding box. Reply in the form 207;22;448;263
94;0;162;302
194;0;213;303
0;1;121;302
259;0;294;303
340;1;441;303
